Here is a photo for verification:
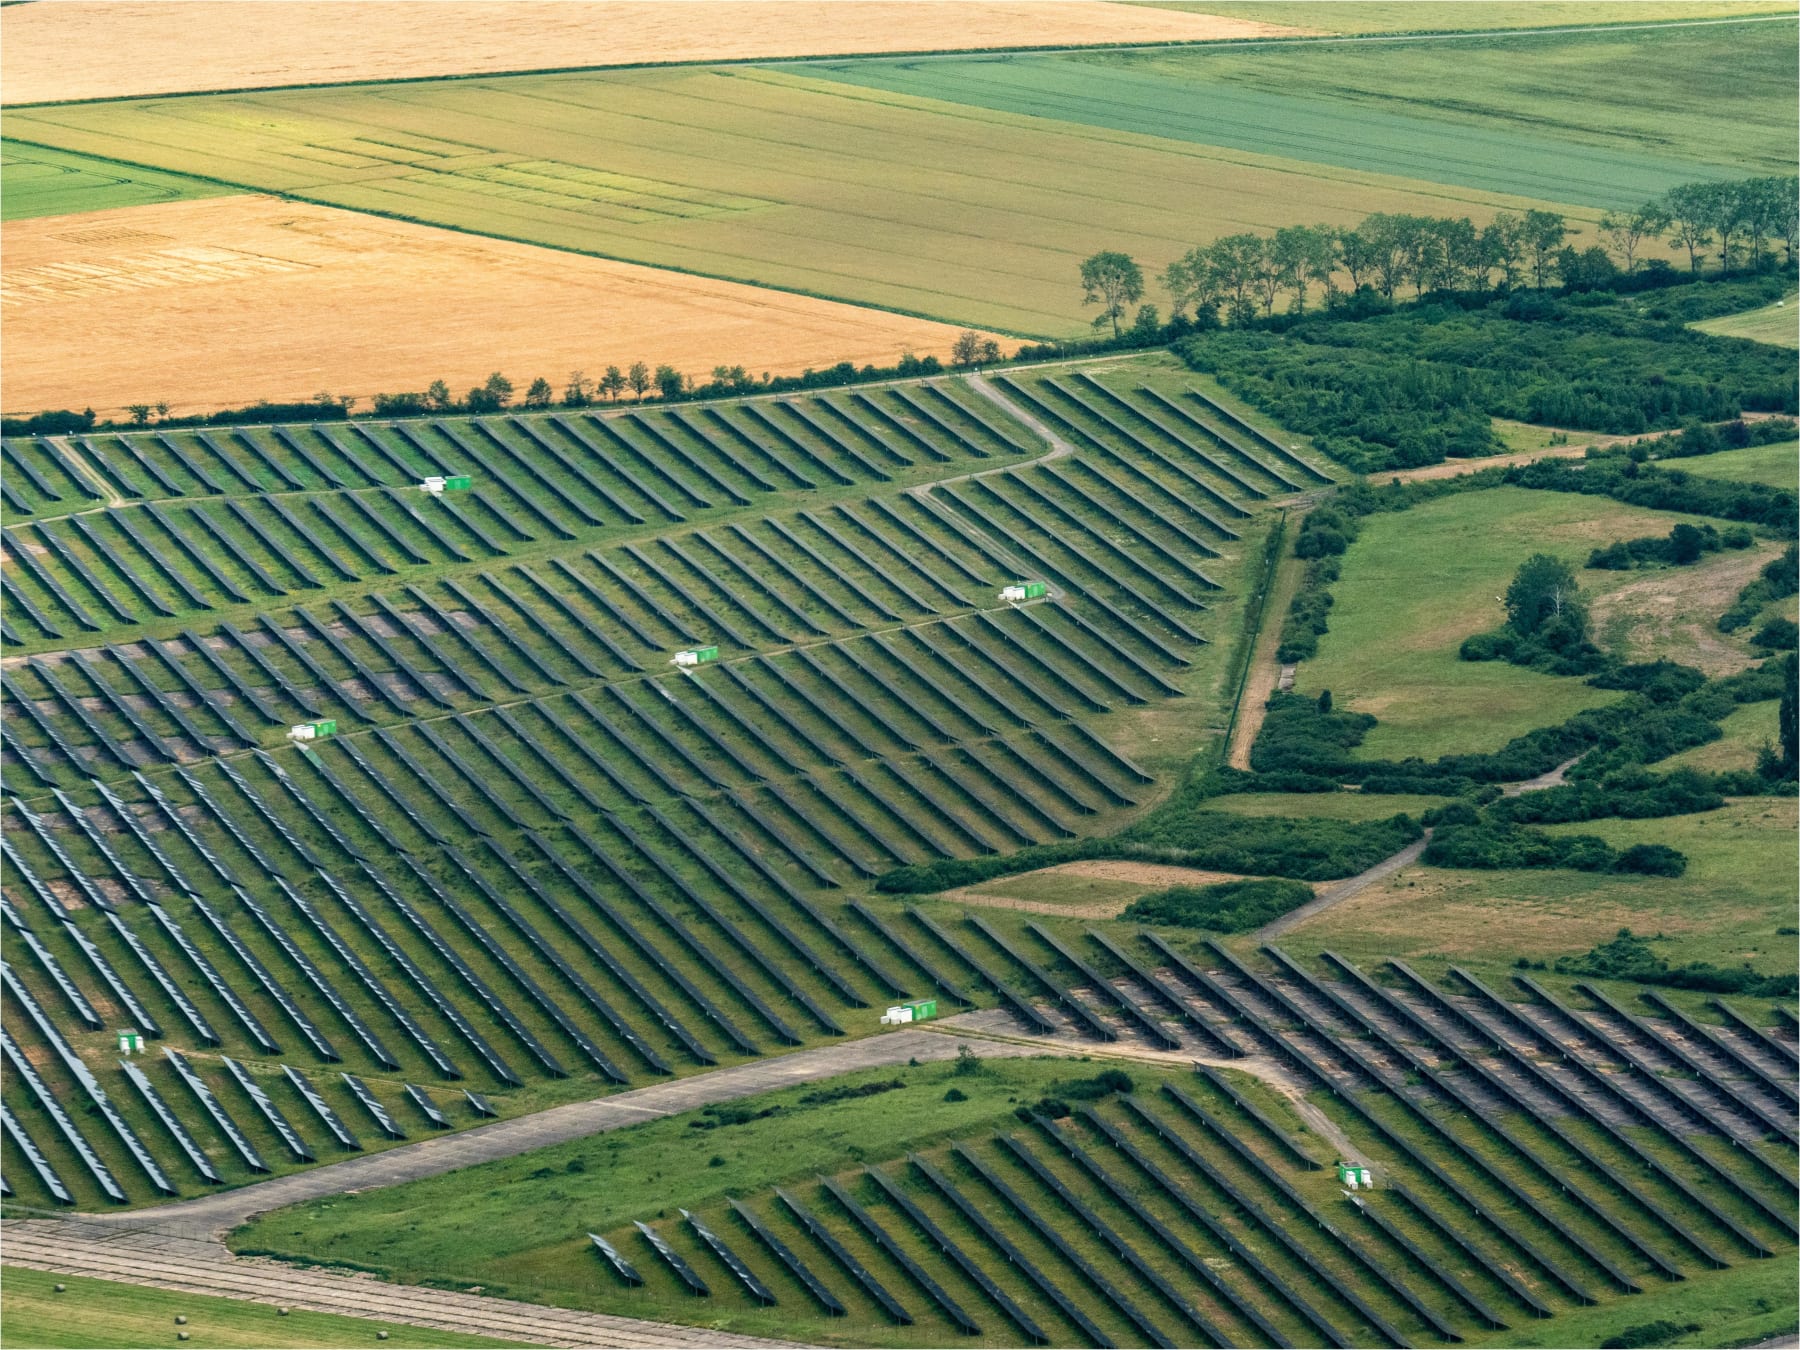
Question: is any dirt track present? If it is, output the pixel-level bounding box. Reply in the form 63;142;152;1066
2;1219;801;1348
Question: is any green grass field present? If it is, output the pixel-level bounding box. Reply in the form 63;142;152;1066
1692;299;1800;347
0;1268;520;1349
1677;439;1799;485
1;143;229;222
1275;797;1798;982
2;66;1597;336
1081;17;1797;177
1663;698;1783;773
797;18;1780;210
1207;790;1451;820
230;1056;1127;1329
1293;487;1728;761
962;869;1151;907
1138;2;1799;36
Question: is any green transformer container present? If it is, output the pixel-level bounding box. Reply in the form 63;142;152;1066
313;719;338;737
444;475;473;491
905;998;938;1021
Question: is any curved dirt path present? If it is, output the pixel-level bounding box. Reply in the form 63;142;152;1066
78;1030;1045;1241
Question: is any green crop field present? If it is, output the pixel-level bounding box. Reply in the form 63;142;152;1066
795;18;1785;210
1693;300;1800;347
1078;17;1798;176
1136;2;1799;35
0;1268;520;1349
2;65;1600;336
1290;487;1734;761
0;143;229;222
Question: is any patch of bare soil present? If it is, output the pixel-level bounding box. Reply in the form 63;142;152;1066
940;890;1131;921
4;196;1005;418
1589;544;1781;675
1;3;1318;104
1053;859;1294;889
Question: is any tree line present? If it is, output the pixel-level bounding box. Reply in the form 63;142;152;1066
1079;175;1799;332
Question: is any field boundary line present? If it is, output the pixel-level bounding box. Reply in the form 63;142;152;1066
6;12;1790;110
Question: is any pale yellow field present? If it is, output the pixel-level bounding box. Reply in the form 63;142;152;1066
1;195;1004;418
0;2;1310;105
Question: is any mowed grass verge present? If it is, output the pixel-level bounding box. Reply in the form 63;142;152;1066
1270;797;1798;983
3;66;1600;336
1294;486;1732;760
1;143;228;222
0;1268;522;1349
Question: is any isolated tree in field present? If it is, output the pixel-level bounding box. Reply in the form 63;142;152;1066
951;329;984;368
600;365;626;402
127;403;151;426
1504;553;1587;643
1521;210;1567;288
524;377;554;408
653;365;684;399
426;379;453;411
1079;251;1144;336
1661;182;1715;273
627;362;651;399
1599;202;1670;273
564;370;592;406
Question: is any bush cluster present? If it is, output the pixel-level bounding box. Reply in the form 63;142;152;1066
1121;879;1315;933
1505;453;1797;535
1721;544;1799;633
1487;768;1724;826
1587;520;1753;570
1422;825;1686;876
1177;276;1798;472
1015;1069;1134;1123
1556;929;1797;999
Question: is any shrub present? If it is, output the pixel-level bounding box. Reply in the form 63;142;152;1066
1613;843;1688;876
942;1088;968;1103
1557;928;1795;997
1122;878;1315;932
1753;617;1798;650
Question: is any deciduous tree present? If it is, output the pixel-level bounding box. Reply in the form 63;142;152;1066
1079;250;1144;336
627;362;651;399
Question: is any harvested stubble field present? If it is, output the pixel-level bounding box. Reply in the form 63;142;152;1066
1;195;1000;418
4;69;1597;336
0;1;1310;105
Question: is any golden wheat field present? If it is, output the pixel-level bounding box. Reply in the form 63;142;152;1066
2;195;1003;417
0;1;1310;104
